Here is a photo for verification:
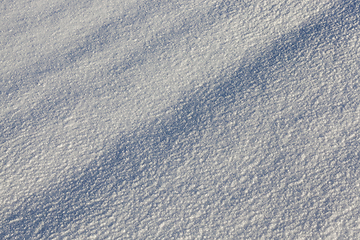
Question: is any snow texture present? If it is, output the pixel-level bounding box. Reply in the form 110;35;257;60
1;0;360;239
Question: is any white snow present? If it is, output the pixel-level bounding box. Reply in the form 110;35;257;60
1;0;359;239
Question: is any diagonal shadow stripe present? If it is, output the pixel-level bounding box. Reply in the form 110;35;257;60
1;0;246;146
1;1;360;239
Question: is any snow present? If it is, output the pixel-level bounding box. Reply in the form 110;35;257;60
1;0;360;239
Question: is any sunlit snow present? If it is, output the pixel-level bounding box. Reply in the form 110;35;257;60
1;0;360;239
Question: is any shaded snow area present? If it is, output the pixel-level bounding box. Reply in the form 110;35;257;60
1;0;360;239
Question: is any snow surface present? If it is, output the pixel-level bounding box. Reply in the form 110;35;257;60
1;0;360;239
